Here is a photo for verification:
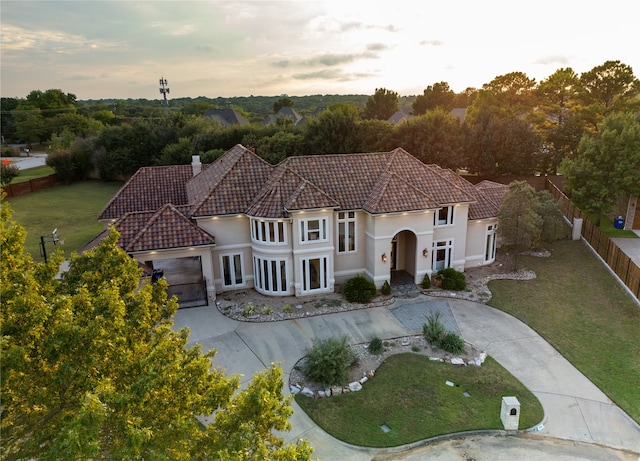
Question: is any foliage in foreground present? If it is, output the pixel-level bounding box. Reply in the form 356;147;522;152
301;336;354;387
0;200;313;460
422;313;466;354
296;353;544;447
1;161;20;185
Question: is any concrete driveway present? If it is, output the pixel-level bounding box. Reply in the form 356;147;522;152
173;297;640;460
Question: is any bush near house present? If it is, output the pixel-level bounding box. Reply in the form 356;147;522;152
437;267;466;290
343;275;377;303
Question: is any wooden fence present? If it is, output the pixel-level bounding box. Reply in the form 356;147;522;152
546;179;640;301
2;174;60;198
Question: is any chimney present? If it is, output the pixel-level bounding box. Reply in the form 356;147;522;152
191;155;202;176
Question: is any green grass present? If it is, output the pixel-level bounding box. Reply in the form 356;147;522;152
7;180;123;260
585;212;638;238
488;240;640;423
295;353;543;447
9;165;56;183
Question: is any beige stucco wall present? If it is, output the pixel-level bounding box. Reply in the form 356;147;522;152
465;218;498;269
432;204;469;272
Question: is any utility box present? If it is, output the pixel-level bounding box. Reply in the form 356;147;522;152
572;218;583;240
500;396;520;430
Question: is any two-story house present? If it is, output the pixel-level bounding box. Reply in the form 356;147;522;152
98;144;507;306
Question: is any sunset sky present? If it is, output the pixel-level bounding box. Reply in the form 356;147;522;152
1;0;638;101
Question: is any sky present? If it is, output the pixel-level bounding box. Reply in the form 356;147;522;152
1;0;639;101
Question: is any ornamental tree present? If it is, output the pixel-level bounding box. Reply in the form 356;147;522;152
0;201;314;461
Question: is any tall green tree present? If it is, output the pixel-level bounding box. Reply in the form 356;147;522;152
412;82;455;115
273;97;294;113
561;112;640;226
498;181;543;269
362;88;399;121
0;207;314;460
395;109;464;169
303;103;361;154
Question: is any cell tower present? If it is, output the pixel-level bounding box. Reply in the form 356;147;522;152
159;77;170;106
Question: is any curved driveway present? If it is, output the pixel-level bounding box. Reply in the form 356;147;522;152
173;296;640;460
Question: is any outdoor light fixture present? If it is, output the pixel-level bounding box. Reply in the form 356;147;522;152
381;253;387;263
423;248;429;257
40;228;64;263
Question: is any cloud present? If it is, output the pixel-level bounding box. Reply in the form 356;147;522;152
534;55;571;66
420;39;444;47
293;69;344;81
367;43;389;52
271;60;290;68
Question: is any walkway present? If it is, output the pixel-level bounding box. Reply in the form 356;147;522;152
173;296;640;460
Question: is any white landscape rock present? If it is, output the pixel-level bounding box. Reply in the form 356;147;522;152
450;357;466;365
301;387;315;397
348;381;363;392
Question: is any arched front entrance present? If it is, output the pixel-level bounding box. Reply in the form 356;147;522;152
389;230;418;286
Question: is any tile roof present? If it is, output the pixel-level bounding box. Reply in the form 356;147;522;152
203;108;250;126
99;165;194;221
101;144;504;252
114;204;215;252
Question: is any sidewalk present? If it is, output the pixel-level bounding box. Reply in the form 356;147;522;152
8;153;47;170
173;296;640;460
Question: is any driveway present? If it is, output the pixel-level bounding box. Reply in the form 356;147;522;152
173;296;640;460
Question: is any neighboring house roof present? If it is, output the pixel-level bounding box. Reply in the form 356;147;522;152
203;108;250;126
100;145;504;252
387;110;415;125
450;108;467;122
263;106;305;126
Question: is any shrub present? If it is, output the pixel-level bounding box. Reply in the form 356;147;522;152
261;306;273;315
437;267;466;290
368;337;383;355
423;312;445;345
282;304;292;313
381;280;391;296
46;148;93;184
0;162;20;186
440;332;466;354
421;273;431;289
343;275;377;303
411;345;420;352
243;304;256;316
302;336;354;387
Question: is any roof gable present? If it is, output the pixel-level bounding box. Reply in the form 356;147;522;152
187;145;273;217
364;171;438;213
115;204;215;252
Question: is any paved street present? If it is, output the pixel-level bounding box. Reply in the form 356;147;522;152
173;296;640;460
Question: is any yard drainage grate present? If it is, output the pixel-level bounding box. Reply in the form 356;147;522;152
380;423;391;433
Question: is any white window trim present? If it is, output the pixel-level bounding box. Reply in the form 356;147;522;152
300;256;329;293
220;253;244;288
336;211;356;253
484;223;497;263
433;239;453;271
253;255;289;295
434;206;454;227
251;219;288;245
299;217;328;244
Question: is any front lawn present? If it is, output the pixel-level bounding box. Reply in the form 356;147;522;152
488;240;640;423
7;180;123;259
295;353;543;447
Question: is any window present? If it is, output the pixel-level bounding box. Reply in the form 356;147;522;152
301;257;328;293
300;218;328;243
253;256;288;294
434;206;454;226
221;253;243;287
251;219;287;244
485;224;497;263
337;211;356;253
433;239;453;271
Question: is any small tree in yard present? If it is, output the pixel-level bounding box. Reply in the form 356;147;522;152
1;161;20;185
301;336;354;387
0;200;314;461
499;181;543;269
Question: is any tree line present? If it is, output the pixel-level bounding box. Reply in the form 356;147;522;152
2;60;639;223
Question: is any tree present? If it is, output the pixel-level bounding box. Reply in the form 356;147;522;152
579;61;640;125
561;112;640;226
1;160;20;185
0;207;314;460
303;103;361;154
394;109;464;169
412;82;455;115
498;181;542;269
362;88;399;121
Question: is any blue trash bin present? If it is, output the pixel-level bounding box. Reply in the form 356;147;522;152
614;216;624;229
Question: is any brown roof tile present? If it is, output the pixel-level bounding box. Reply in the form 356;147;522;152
114;204;215;252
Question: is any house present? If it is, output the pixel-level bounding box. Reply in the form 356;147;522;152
98;145;508;306
263;106;305;126
203;108;250;126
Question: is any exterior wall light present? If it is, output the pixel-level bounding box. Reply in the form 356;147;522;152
423;248;429;257
381;253;387;263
